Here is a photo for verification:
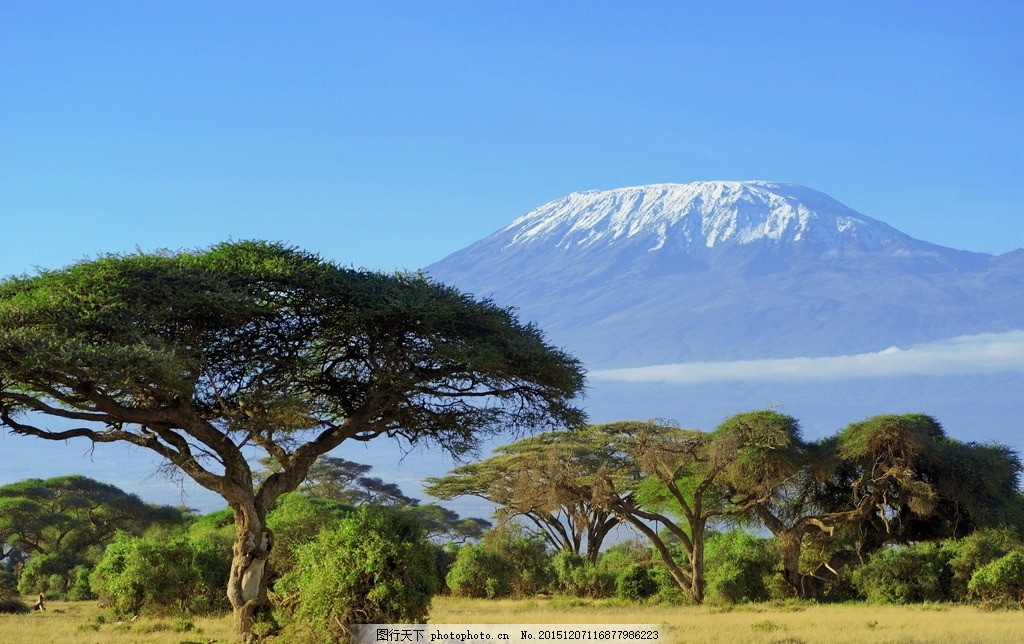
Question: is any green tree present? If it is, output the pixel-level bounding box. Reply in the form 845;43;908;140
426;426;624;562
580;414;799;604
745;414;1022;599
0;241;585;640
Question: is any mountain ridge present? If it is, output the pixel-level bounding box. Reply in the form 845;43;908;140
426;182;1023;368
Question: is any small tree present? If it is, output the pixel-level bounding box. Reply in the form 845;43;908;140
0;241;585;639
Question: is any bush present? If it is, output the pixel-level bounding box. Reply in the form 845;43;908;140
446;544;512;598
947;528;1023;601
265;492;351;578
551;551;615;598
17;553;73;598
853;542;953;604
704;531;778;604
90;532;230;617
66;565;96;600
275;506;437;643
616;564;658;601
484;528;553;597
968;550;1024;608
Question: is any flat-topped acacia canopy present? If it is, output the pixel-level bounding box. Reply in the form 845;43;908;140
0;240;586;639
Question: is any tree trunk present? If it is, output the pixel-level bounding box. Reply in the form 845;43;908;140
775;531;824;600
227;500;274;643
689;536;705;605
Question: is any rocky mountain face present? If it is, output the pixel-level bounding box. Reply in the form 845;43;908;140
425;181;1024;369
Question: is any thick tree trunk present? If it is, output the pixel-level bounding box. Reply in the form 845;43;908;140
227;500;274;643
689;538;705;604
775;531;825;600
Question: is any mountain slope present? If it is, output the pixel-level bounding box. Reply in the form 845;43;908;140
425;181;1024;368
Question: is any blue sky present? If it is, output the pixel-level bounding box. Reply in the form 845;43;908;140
2;0;1022;283
1;1;1022;511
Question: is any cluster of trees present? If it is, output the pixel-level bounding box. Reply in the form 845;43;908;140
0;475;184;599
429;411;1024;605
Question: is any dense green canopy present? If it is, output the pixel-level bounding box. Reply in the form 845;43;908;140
0;241;586;638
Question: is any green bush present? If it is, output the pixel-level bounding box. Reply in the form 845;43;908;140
17;553;73;597
275;506;437;643
446;544;512;598
968;550;1024;607
551;551;615;598
853;542;953;604
616;564;658;601
947;528;1023;601
89;532;230;617
484;528;553;597
265;492;351;578
704;531;778;604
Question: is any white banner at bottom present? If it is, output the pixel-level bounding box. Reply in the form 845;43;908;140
354;624;664;644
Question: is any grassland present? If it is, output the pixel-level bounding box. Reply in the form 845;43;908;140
1;597;1021;643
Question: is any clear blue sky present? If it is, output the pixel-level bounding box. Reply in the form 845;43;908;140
2;0;1021;282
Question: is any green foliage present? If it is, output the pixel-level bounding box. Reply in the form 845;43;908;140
17;552;73;597
446;544;513;599
67;565;96;600
551;551;615;598
945;527;1023;600
265;492;351;577
89;532;230;617
968;550;1024;607
274;506;437;643
704;531;778;604
616;564;659;601
853;543;954;604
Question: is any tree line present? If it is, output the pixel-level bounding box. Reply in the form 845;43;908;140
428;411;1024;605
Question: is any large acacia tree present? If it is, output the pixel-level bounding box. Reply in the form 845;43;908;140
0;241;585;639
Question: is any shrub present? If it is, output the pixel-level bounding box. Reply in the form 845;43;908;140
552;551;615;598
947;528;1023;601
90;532;230;617
616;564;658;601
17;553;73;598
265;492;351;578
484;528;553;597
66;565;96;600
275;506;437;643
446;544;512;598
968;550;1024;608
704;531;777;604
853;542;953;604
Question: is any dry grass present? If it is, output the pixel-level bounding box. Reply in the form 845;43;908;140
1;597;1022;643
429;597;1024;644
0;598;234;643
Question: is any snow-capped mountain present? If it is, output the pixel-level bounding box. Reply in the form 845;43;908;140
426;181;1024;369
498;181;906;254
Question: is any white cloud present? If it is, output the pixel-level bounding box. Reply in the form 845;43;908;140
591;330;1024;383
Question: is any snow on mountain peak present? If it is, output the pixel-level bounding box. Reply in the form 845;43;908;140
499;181;903;254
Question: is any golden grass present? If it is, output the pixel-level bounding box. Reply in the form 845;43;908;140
0;598;234;643
428;597;1024;644
1;597;1022;643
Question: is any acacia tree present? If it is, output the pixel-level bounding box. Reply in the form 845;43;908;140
736;414;1023;599
426;426;623;562
0;475;183;567
580;413;801;604
0;241;585;640
255;455;419;507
